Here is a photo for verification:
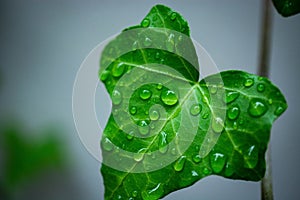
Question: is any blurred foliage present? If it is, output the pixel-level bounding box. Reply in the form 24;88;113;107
272;0;300;17
0;122;66;199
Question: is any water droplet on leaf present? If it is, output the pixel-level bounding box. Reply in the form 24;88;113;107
101;137;113;151
210;85;218;94
166;33;175;52
126;131;134;140
171;147;176;155
132;190;138;197
202;167;211;175
190;104;202;116
133;148;146;162
192;154;202;163
140;89;152;100
112;63;126;77
233;121;238;130
212;117;224;133
210;153;226;173
130;106;137;115
243;145;258;169
226;91;239;104
138;120;149;136
178;35;183;42
202;112;209;119
257;83;265;92
132;41;138;50
150;110;160;121
156;83;163;90
275;106;284;116
100;70;110;81
244;78;254;87
174;156;186;172
112;90;122;105
161;90;178;106
159;131;168;154
170;12;177;20
141;18;150;27
227;105;240;120
191;170;199;177
268;99;273;105
248;99;267;117
141;183;164;200
143;37;152;47
224;162;234;177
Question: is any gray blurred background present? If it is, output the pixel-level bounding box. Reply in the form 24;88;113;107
0;0;299;199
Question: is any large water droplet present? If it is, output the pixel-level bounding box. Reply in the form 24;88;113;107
226;91;239;104
174;156;186;172
143;37;152;47
227;105;240;120
212;117;224;133
100;70;110;81
130;106;137;115
140;89;152;100
112;63;126;77
161;90;178;106
210;153;226;173
190;104;202;116
141;183;164;200
112;90;122;105
248;99;267;117
138;120;149;136
150;110;160;121
133;148;146;162
244;78;254;87
275;106;284;116
170;12;177;20
192;154;202;163
243;145;258;169
166;33;175;52
257;83;265;92
141;18;150;27
101;137;114;151
159;131;168;154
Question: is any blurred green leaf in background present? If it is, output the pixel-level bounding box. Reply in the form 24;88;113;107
0;122;67;199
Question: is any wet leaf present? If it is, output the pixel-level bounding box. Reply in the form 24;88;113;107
99;4;287;200
272;0;300;17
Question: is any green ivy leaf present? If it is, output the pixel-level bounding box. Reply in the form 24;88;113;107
99;4;287;200
272;0;300;17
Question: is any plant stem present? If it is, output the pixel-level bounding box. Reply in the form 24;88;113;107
258;0;273;200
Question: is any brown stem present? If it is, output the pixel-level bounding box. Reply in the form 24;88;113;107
258;0;273;200
258;0;272;78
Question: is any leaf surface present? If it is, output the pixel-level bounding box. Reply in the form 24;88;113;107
272;0;300;17
99;4;287;200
